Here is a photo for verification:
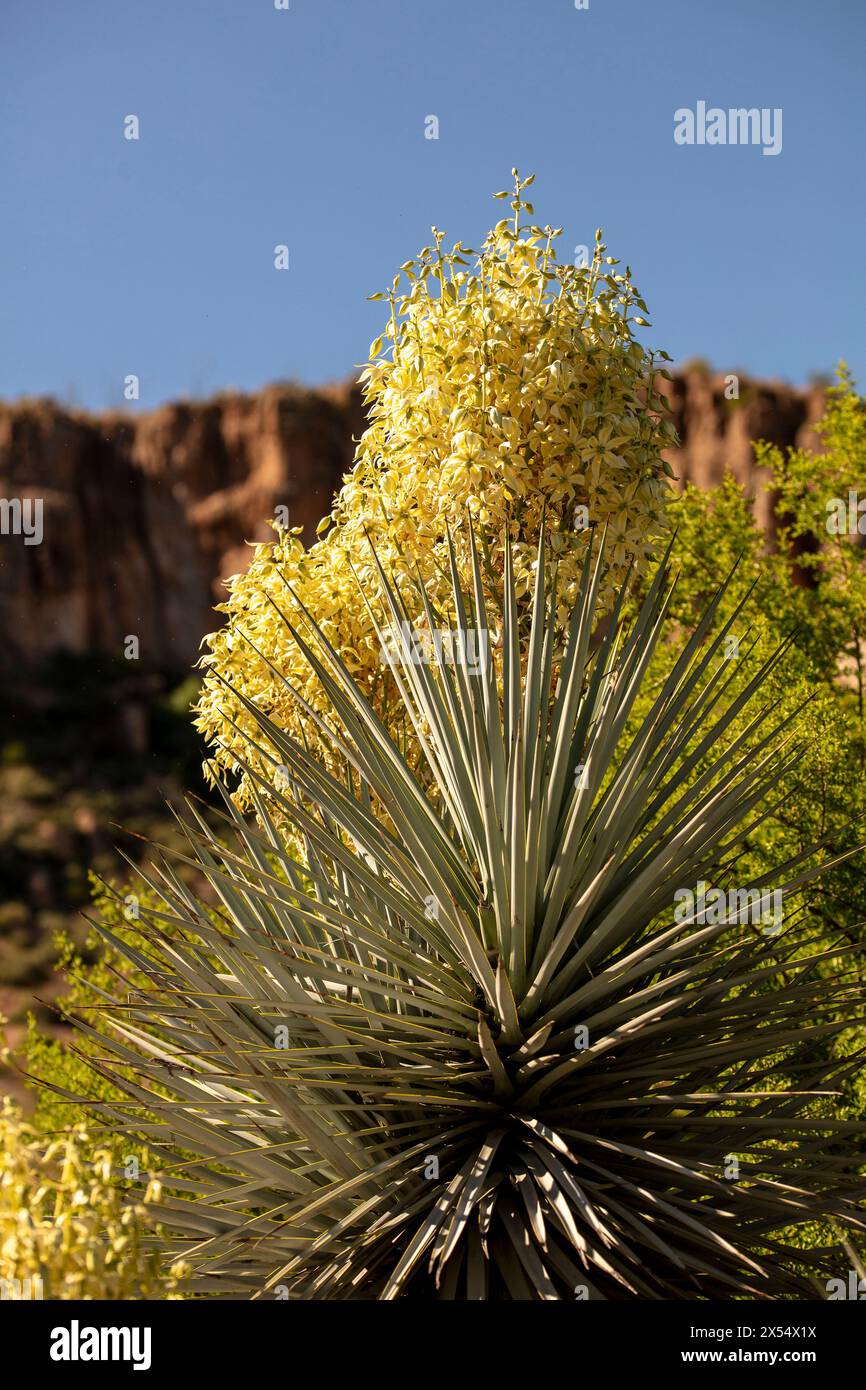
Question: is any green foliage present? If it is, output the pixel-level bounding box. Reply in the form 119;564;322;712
624;370;866;1271
759;366;866;704
643;369;866;942
23;875;215;1142
22;884;146;1134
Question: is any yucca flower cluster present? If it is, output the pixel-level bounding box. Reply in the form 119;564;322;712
0;1098;187;1300
195;172;675;793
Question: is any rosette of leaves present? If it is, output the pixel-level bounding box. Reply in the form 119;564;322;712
70;525;865;1299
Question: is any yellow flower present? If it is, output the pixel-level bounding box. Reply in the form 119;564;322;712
195;174;674;798
0;1099;187;1299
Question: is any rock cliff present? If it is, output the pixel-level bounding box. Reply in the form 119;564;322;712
0;371;825;672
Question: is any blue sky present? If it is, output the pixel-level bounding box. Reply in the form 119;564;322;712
1;0;864;410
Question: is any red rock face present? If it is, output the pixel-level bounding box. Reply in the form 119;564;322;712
658;372;826;540
0;372;824;672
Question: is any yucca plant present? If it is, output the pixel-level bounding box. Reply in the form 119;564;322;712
62;524;866;1299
